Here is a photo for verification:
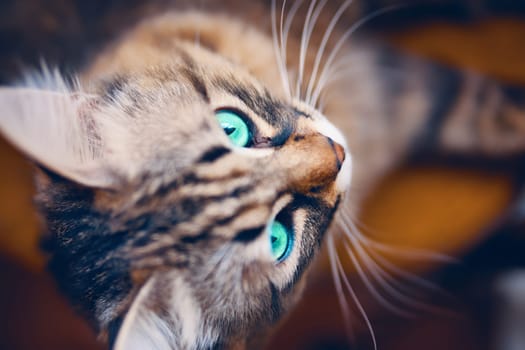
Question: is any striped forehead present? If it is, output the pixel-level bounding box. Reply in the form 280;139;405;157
212;77;311;143
174;43;311;132
96;58;317;148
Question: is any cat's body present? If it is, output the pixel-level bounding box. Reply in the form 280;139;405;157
1;1;525;349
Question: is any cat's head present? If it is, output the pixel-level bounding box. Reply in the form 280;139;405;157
0;13;351;350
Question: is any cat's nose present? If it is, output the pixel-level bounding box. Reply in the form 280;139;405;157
327;137;345;171
274;131;348;195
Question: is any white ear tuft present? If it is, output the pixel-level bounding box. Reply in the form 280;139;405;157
114;276;175;350
0;72;118;188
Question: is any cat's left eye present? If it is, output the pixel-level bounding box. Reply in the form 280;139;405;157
215;110;251;147
269;220;293;263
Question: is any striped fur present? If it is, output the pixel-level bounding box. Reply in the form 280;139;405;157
1;1;525;349
6;27;349;349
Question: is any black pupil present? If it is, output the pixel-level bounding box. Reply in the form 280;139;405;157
224;126;236;135
271;236;277;243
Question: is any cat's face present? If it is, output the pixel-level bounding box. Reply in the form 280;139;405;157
95;42;350;349
0;14;351;350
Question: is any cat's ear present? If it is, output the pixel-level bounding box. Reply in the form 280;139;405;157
0;87;119;188
113;277;174;350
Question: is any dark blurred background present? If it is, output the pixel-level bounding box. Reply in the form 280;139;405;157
1;1;525;349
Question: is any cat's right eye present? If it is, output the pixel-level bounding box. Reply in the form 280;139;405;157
215;110;251;147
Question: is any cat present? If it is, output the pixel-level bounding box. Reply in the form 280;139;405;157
1;1;525;349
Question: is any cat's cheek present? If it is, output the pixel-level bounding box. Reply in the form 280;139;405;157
241;228;274;264
230;146;274;158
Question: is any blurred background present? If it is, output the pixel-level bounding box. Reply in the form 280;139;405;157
1;1;525;349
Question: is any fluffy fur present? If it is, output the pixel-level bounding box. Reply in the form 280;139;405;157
1;1;525;349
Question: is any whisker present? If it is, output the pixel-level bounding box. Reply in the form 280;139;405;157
338;213;437;314
339;230;417;318
340;200;381;235
305;0;354;105
337;205;459;312
311;5;403;107
318;90;328;113
340;203;459;264
328;235;355;340
365;247;456;303
328;55;411;84
333;236;378;350
338;218;415;305
312;65;361;106
296;0;327;100
339;209;454;290
296;0;317;100
363;238;459;264
271;0;292;99
343;230;450;315
281;0;305;99
279;0;288;95
353;239;425;296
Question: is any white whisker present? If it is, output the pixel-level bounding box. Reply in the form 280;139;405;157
332;235;378;350
339;209;454;291
311;5;403;107
365;247;455;301
296;0;327;100
271;0;292;99
283;0;305;44
340;204;459;264
340;232;417;317
279;0;288;94
338;217;414;307
312;65;361;106
350;237;422;295
337;205;459;315
338;213;432;314
305;0;353;105
365;238;459;263
328;235;355;340
317;91;328;113
282;0;304;99
344;232;450;315
296;0;317;100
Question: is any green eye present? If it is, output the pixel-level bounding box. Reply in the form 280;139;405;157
215;110;251;147
269;220;293;262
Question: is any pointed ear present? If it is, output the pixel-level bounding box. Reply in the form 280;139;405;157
113;277;175;350
0;87;119;188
